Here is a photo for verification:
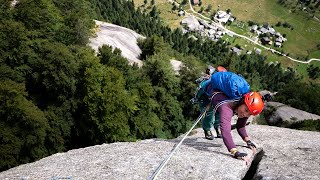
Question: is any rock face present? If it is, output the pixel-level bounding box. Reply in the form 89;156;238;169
249;125;320;180
265;102;320;126
1;125;319;180
88;20;144;67
170;59;183;74
0;128;258;180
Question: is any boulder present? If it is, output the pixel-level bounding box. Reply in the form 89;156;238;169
88;20;144;67
264;102;320;126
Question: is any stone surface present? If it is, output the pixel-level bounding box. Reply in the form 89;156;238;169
249;125;320;180
88;20;144;67
0;128;257;180
1;125;319;180
170;59;183;74
265;102;320;126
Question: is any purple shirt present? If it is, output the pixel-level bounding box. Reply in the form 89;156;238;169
212;92;248;151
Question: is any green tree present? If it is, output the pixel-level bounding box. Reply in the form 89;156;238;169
0;80;49;171
307;64;320;79
199;6;204;13
143;53;185;137
125;68;164;139
14;0;64;39
26;40;79;105
150;6;158;17
275;82;320;115
181;0;187;5
206;4;212;12
98;45;130;76
79;63;138;144
52;0;95;45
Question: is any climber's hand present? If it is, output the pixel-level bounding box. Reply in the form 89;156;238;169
246;140;257;154
234;151;247;159
234;151;250;165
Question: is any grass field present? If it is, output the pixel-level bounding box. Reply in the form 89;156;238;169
133;0;185;29
200;0;320;59
132;0;320;81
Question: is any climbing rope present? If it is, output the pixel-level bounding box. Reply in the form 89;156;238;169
148;103;211;180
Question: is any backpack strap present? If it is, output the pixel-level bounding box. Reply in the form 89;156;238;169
213;98;240;113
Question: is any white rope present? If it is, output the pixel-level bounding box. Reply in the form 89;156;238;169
148;104;211;180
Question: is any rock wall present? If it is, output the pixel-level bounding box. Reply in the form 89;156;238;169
0;128;258;179
1;125;319;180
265;102;320;126
88;20;144;67
250;125;320;180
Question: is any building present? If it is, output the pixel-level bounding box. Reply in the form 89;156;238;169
260;27;268;34
178;11;185;16
268;27;276;36
231;47;242;55
275;37;283;43
251;25;258;32
180;15;200;31
255;48;262;54
261;37;271;45
275;42;282;47
215;11;231;23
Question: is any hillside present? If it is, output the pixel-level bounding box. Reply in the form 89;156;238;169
0;125;319;179
2;0;320;175
134;0;320;81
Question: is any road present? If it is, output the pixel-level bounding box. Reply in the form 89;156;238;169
181;0;320;64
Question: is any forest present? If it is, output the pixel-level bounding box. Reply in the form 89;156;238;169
0;0;319;171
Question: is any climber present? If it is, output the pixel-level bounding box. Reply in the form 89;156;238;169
196;70;265;163
211;91;264;162
194;65;228;138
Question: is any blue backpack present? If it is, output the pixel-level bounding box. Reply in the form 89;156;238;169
208;72;250;99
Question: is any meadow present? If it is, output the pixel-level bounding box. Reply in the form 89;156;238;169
133;0;320;79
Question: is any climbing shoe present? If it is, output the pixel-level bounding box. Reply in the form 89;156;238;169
215;127;222;138
204;130;214;140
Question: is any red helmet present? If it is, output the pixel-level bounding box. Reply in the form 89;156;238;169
217;66;227;72
244;92;264;115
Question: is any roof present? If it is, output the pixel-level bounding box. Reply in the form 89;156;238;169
275;42;282;47
260;27;268;33
232;47;242;55
181;15;200;31
251;25;258;31
178;11;185;16
215;11;230;23
255;48;262;54
262;37;270;41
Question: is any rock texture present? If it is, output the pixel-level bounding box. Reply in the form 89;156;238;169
170;59;183;74
1;125;319;180
265;102;320;126
250;125;320;180
88;20;144;67
0;128;258;180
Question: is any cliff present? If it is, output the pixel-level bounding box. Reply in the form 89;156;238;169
1;125;319;179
